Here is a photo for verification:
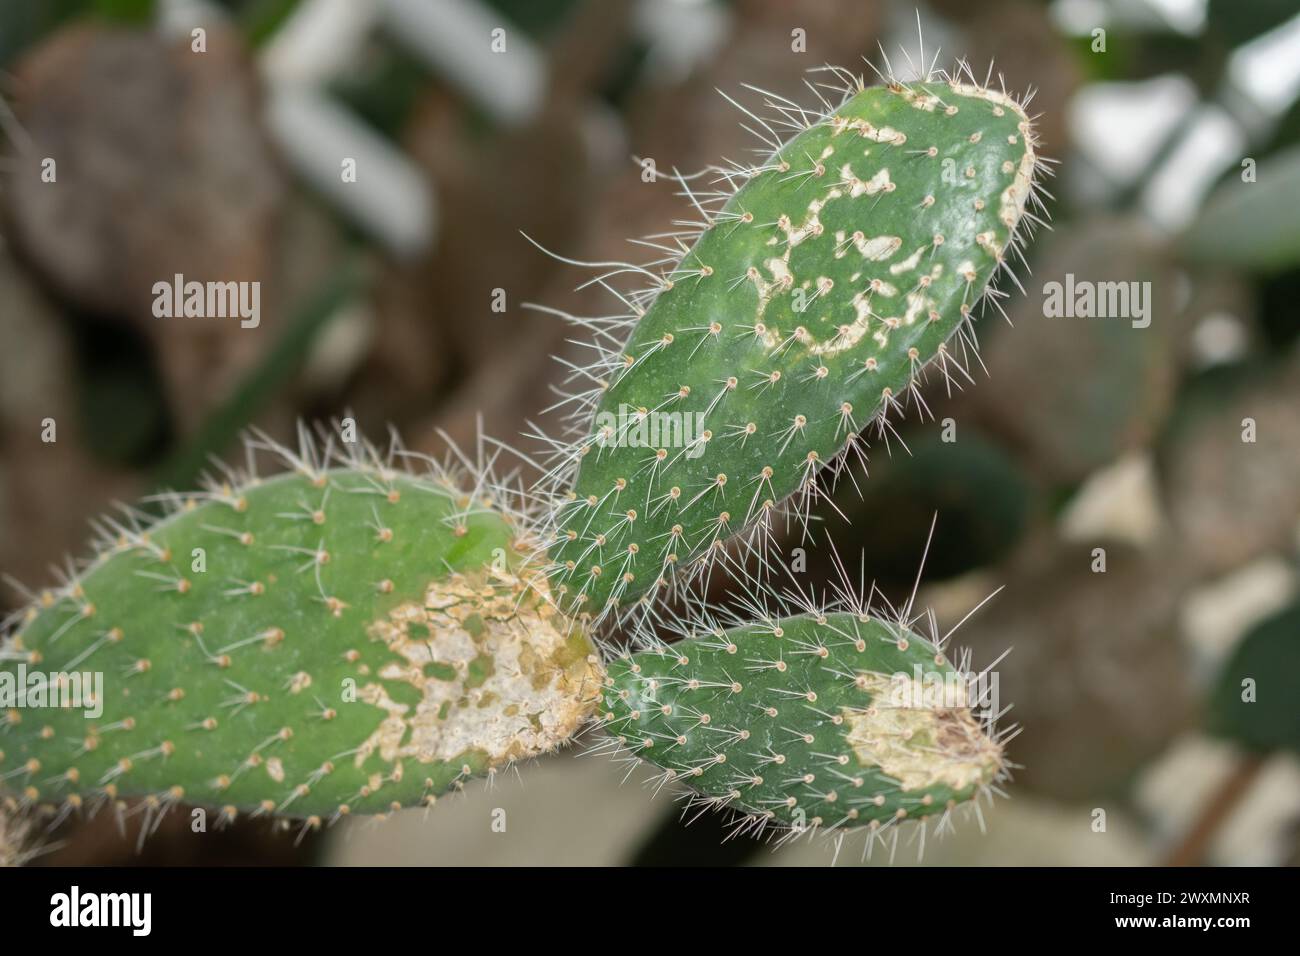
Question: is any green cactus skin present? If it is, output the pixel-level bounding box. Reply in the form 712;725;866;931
0;441;601;828
545;76;1041;619
601;611;1004;835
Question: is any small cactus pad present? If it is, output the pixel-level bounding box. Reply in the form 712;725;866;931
602;613;1004;831
548;80;1039;616
1;463;601;824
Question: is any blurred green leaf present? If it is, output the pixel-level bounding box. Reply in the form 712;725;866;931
1155;358;1263;456
78;344;171;466
0;0;155;68
1267;94;1300;154
1258;266;1300;348
0;0;88;68
1207;0;1299;46
814;432;1036;589
329;42;433;140
238;0;301;46
92;0;154;22
1182;147;1300;272
1067;32;1135;84
1208;602;1300;753
481;0;580;38
209;0;302;47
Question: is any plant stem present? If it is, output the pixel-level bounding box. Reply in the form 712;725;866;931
1163;751;1269;866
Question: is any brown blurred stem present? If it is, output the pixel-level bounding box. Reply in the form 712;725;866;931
1163;751;1268;866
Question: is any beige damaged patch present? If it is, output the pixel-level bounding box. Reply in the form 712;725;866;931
842;673;1003;792
830;115;907;145
0;804;28;867
355;568;602;772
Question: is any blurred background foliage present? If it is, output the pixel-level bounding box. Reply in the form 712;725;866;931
0;0;1297;866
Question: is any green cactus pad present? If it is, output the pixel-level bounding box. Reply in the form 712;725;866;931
0;451;601;825
602;612;1004;833
547;78;1040;617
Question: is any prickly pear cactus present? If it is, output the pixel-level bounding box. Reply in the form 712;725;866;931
0;443;601;825
547;76;1041;618
1;62;1037;853
602;611;1004;833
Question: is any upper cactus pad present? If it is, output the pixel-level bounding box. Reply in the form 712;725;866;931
547;79;1039;617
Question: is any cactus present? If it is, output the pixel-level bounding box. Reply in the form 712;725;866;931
599;604;1006;838
542;66;1045;620
2;60;1040;854
1;428;1009;847
0;431;601;827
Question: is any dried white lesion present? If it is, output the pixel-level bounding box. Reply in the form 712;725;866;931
842;673;1003;793
901;87;941;112
889;245;928;275
840;163;893;199
355;567;602;772
748;181;905;356
830;115;907;145
849;233;902;262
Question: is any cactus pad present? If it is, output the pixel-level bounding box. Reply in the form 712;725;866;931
602;612;1004;833
1;445;601;826
547;77;1041;617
